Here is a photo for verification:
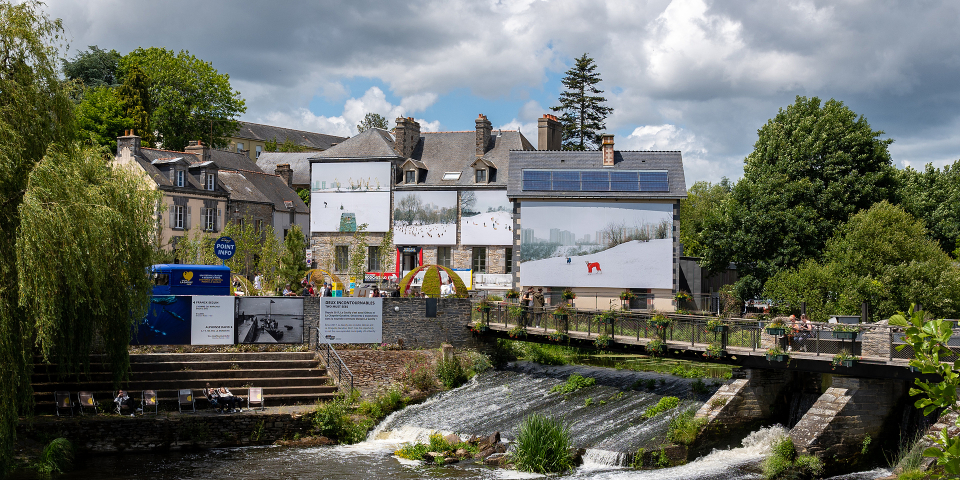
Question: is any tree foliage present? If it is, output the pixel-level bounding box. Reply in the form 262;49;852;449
764;202;960;321
278;224;308;291
551;53;613;151
115;62;153;146
348;224;369;287
74;86;130;152
677;179;731;257
264;136;307;152
62;45;121;88
121;47;245;151
897;160;960;257
357;112;388;133
698;96;897;298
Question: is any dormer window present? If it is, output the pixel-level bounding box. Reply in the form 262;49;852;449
475;168;486;183
176;169;185;187
405;170;417;184
206;172;215;190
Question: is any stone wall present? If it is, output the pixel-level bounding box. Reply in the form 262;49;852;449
335;349;441;396
18;413;312;453
696;368;794;432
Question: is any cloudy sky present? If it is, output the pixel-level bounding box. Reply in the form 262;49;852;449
47;0;960;185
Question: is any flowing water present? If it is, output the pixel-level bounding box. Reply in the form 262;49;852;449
17;362;893;479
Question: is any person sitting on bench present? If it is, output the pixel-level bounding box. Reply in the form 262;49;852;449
218;386;240;412
114;390;134;415
205;383;223;413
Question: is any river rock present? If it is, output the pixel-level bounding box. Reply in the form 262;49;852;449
568;447;585;465
444;457;459;464
455;448;467;457
479;432;500;448
425;451;444;461
484;453;507;466
494;442;507;453
443;433;461;445
475;446;495;459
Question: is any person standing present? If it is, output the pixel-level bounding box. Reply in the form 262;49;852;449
521;287;533;327
532;287;545;328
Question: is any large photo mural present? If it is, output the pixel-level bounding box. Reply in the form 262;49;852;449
393;191;457;245
311;162;391;232
519;201;673;289
460;190;512;245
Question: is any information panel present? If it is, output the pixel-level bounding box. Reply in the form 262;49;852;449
191;295;235;345
320;298;383;344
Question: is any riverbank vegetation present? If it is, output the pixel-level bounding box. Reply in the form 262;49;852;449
762;436;824;480
511;414;574;474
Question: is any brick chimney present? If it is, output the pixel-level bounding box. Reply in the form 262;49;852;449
117;129;141;157
538;114;562;151
601;134;615;166
475;114;492;156
275;163;293;188
393;116;420;158
184;140;209;163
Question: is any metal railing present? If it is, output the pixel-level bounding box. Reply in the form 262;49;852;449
318;341;354;395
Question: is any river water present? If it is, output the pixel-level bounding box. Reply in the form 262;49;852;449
21;363;893;479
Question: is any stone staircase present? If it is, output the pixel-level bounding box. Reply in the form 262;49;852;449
31;351;338;414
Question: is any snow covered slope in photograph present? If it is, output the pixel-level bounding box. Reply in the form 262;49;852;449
395;223;456;245
460;210;513;245
519;239;672;289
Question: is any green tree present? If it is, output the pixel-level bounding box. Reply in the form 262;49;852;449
264;136;307;152
62;45;121;88
897;161;960;257
0;1;74;472
375;229;395;289
278;224;308;291
121;47;245;151
348;224;369;289
677;179;731;257
297;188;310;206
256;225;282;294
551;53;613;151
357;112;388;133
74;86;130;152
699;96;897;298
764;202;960;321
174;228;218;266
115;62;153;146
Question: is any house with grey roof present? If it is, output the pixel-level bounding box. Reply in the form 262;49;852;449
226;121;346;161
507;133;687;310
307;115;543;290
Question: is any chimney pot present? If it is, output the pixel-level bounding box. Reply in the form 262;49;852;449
538;114;562;151
476;113;492;156
275;163;293;188
601;134;615;166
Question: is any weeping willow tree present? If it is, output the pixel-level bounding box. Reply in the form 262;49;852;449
18;143;160;380
0;1;74;473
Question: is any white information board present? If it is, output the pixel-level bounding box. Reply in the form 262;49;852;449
191;295;235;345
320;298;383;344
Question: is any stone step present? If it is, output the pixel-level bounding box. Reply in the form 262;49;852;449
130;352;317;363
36;389;339;411
33;375;334;393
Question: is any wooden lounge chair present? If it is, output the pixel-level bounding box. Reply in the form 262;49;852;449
178;389;195;413
141;390;158;415
54;391;75;417
247;387;264;411
78;391;99;415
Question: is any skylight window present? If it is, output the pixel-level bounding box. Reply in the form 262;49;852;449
442;172;461;181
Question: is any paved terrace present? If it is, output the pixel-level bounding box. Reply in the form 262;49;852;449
473;304;955;381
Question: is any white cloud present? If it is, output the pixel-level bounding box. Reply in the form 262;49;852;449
623;124;722;185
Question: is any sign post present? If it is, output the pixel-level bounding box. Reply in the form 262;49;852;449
214;236;236;265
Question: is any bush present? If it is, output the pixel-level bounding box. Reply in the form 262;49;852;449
395;432;480;462
642;396;680;419
512;414;574;474
399;354;437;392
356;387;405;420
666;407;707;445
763;436;823;479
436;356;468;389
691;378;709;395
550;374;596;394
35;438;73;475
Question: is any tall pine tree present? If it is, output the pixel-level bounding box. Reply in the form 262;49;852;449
552;53;613;151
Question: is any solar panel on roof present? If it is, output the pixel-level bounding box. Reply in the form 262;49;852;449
522;169;669;192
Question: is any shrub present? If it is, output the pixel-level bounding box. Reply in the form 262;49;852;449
762;436;823;479
461;351;492;378
642;396;680;419
356;387;405;420
666;407;707;445
512;414;574;474
436;356;468;389
312;396;368;443
35;438;73;475
399;354;437;392
550;373;596;394
691;378;709;395
394;432;479;461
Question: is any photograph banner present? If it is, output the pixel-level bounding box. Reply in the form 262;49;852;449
519;201;674;289
191;295;235;345
311;162;391;193
393;190;457;245
132;295;193;345
311;162;391;232
320;298;383;344
460;190;512;245
236;297;305;344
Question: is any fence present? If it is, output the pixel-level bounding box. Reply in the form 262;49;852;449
317;342;354;394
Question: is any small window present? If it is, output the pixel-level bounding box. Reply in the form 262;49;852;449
367;245;380;272
153;273;169;286
335;245;349;271
437;246;452;269
206;172;215;190
405;170;417;184
237;142;244;153
176;170;185;187
472;247;487;274
255;145;263;158
172;205;184;229
475;169;486;183
505;247;513;274
255;219;263;233
442;172;461;181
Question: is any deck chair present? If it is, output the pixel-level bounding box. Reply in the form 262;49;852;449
178;389;196;413
78;391;99;415
247;387;264;411
141;390;158;415
54;391;75;417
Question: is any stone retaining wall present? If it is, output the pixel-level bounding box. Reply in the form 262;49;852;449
18;413;313;453
336;349;441;396
696;368;793;432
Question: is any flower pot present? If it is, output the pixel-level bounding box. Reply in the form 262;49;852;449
832;331;858;340
766;354;787;362
766;328;786;336
704;352;725;359
840;359;855;368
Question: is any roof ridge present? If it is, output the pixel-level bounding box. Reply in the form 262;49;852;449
240;121;346;138
421;130;519;134
143;147;191;155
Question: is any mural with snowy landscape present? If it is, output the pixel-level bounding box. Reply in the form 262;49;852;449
393;191;457;245
460;190;512;245
519;201;673;289
310;162;391;232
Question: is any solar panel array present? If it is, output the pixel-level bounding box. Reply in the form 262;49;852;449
521;169;669;192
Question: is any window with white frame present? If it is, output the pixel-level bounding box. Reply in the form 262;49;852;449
255;145;262;158
176;169;185;187
237;142;244;153
172;205;184;229
202;208;215;231
206;172;215;190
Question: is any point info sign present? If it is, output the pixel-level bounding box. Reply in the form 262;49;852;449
214;236;236;261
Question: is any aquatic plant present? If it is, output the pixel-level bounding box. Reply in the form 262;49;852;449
550;373;596;394
641;396;680;419
762;436;823;479
511;414;574;474
666;407;707;445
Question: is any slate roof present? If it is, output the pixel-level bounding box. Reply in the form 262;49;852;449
206;149;263;172
405;130;533;188
256;152;317;186
232;121;346;151
506;150;687;200
138;149;208;190
313;128;400;159
219;169;309;214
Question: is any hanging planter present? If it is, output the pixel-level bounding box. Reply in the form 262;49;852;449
765;346;789;362
831;324;861;340
703;343;725;359
707;318;729;333
831;350;860;370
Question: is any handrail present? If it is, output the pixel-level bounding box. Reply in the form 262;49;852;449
318;341;355;395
